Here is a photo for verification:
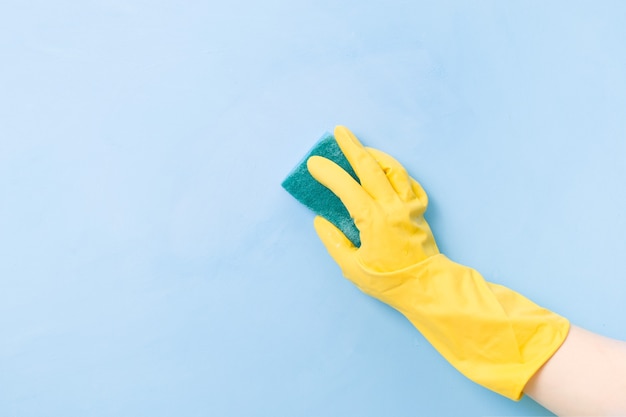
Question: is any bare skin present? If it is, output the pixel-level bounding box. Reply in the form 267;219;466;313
524;325;626;416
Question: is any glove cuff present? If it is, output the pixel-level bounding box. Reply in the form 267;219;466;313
353;254;570;400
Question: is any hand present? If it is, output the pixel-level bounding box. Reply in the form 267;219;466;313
307;126;439;276
306;126;569;401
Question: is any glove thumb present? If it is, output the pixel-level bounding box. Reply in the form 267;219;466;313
313;216;359;278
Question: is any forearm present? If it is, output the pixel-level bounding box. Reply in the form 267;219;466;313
293;126;626;413
524;325;626;416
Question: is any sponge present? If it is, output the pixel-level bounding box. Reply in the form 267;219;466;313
282;132;361;247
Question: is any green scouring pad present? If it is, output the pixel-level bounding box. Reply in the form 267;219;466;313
282;132;361;247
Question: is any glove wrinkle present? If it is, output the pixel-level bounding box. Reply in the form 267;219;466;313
308;126;570;401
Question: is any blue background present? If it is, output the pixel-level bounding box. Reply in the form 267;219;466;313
2;1;626;416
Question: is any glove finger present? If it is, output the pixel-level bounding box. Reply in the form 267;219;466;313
307;155;372;225
313;215;358;277
333;126;397;203
365;147;428;208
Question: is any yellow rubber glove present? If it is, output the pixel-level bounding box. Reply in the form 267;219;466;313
306;126;570;400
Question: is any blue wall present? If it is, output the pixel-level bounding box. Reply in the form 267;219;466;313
2;1;626;415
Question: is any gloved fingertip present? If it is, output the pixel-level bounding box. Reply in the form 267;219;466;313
313;216;355;252
306;155;327;179
306;154;322;169
334;125;363;147
313;215;340;239
333;125;349;137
